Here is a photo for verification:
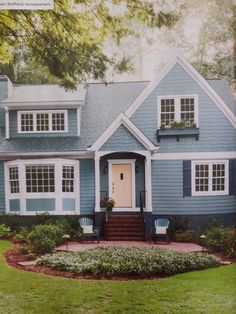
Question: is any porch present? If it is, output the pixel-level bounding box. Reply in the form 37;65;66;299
56;241;203;253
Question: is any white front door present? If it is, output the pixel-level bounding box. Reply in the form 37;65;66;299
111;163;132;207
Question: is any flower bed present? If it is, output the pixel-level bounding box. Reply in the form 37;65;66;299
37;246;220;278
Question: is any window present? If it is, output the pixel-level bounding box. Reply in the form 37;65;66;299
62;166;74;192
18;110;68;133
158;95;198;128
9;167;19;194
192;160;228;196
6;159;79;214
26;165;55;193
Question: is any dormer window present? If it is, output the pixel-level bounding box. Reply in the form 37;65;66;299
18;110;68;133
158;95;198;129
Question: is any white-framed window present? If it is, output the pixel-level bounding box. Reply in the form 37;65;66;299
26;165;55;193
5;159;79;215
62;166;74;193
157;95;198;128
192;160;229;196
18;110;68;133
9;166;19;194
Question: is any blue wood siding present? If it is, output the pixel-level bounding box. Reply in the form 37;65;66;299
0;161;5;214
9;109;78;137
100;125;145;151
152;160;236;215
26;199;55;211
80;159;95;214
131;63;236;152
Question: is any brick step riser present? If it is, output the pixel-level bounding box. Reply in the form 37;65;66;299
106;237;144;241
106;224;142;229
106;228;143;233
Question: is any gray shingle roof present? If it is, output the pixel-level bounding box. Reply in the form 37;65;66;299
207;79;236;116
0;81;148;153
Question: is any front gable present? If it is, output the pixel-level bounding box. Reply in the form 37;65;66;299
126;56;236;152
100;124;146;151
88;113;156;152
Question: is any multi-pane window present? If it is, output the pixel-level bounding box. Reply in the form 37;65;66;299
195;164;209;192
180;98;195;124
62;166;74;192
160;99;175;126
52;112;65;131
159;96;197;127
9;167;19;193
18;111;67;133
26;165;55;193
21;113;33;132
36;113;49;131
192;161;228;196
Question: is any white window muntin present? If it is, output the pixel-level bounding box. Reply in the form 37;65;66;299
5;159;79;214
192;160;229;196
17;110;68;133
157;95;198;128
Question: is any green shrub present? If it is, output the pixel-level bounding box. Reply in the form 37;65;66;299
38;246;220;277
175;230;193;242
0;224;11;238
13;227;30;244
0;214;21;232
29;224;66;255
205;227;236;258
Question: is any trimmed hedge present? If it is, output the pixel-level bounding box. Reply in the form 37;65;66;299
38;246;220;277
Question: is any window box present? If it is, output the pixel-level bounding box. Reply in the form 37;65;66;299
157;127;200;142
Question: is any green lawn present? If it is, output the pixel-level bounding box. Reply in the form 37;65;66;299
0;241;235;314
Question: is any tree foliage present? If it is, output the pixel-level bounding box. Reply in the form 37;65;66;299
0;0;178;88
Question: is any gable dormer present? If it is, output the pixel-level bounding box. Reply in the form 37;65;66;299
0;82;86;139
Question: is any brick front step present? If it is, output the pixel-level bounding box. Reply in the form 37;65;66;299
105;214;145;241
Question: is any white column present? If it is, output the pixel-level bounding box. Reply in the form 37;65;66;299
145;153;152;212
5;107;9;139
94;155;101;212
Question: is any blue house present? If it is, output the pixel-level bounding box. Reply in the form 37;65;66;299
0;55;235;236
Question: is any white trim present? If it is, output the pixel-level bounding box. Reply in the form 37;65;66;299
0;101;84;109
5;107;9;139
151;151;236;160
88;113;156;152
145;153;152;212
5;158;80;215
191;160;229;196
94;155;101;212
108;159;136;210
125;54;236;128
17;110;68;134
77;106;81;136
0;151;94;159
157;95;199;128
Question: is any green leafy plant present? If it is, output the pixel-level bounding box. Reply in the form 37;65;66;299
204;227;236;258
174;230;193;242
38;246;220;277
28;224;66;255
13;227;30;244
0;224;11;239
160;121;196;129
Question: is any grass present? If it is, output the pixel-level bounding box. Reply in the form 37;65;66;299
0;240;236;314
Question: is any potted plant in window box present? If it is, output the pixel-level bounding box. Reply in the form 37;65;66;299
158;121;199;141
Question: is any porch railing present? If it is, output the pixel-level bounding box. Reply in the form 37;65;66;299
139;190;146;240
100;190;108;208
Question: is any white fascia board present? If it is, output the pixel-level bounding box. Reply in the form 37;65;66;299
151;151;236;160
0;151;94;160
0;101;84;109
88;112;156;152
125;53;236;128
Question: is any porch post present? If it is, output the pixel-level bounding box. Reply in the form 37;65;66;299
94;155;101;212
145;153;152;212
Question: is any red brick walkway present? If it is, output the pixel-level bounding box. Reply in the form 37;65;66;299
56;241;203;253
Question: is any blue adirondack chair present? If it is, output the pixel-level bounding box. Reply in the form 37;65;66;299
150;218;170;244
79;217;100;243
